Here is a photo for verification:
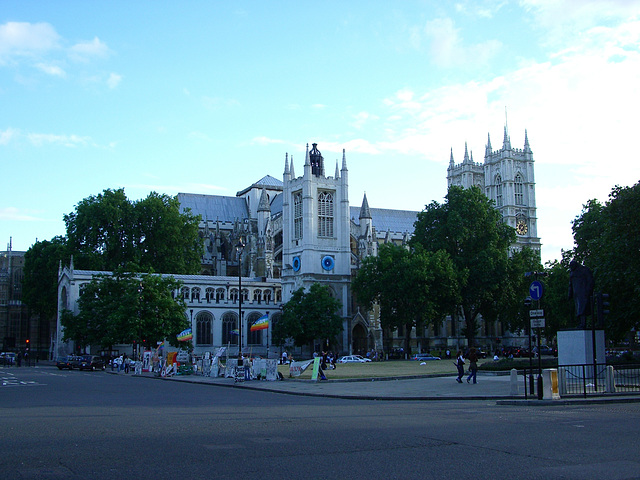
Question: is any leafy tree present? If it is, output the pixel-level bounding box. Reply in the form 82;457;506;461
274;283;343;351
62;270;189;351
410;186;516;346
539;254;573;339
352;243;458;353
23;236;69;325
63;188;203;274
571;182;640;341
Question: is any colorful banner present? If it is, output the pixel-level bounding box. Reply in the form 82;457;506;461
289;359;313;377
177;328;193;341
250;314;269;331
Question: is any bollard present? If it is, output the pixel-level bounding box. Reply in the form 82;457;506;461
542;369;560;400
605;365;616;393
510;368;519;396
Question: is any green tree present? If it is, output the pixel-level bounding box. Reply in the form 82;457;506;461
64;188;203;274
352;244;458;353
63;271;189;351
23;236;69;326
540;254;573;340
273;283;343;351
571;182;640;340
410;186;516;346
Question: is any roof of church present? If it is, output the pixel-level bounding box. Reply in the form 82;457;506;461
236;175;283;196
178;193;248;221
350;206;418;234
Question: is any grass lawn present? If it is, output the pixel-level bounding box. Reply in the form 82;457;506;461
276;357;549;380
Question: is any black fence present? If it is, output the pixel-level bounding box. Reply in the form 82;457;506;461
523;364;640;399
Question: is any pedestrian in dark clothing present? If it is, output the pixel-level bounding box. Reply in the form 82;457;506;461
466;348;478;384
455;350;465;383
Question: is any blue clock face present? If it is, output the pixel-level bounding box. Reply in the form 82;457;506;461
321;256;335;271
292;256;301;272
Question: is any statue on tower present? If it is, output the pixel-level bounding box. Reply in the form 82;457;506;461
568;260;594;329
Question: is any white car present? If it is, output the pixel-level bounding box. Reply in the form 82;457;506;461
338;355;372;363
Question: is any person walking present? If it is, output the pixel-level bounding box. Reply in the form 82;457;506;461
466;348;478;384
455;350;465;383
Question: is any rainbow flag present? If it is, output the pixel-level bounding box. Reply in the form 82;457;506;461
250;314;269;331
177;328;193;342
230;329;240;336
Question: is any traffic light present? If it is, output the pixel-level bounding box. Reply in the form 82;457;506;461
596;292;610;327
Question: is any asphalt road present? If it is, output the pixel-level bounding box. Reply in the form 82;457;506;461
1;365;639;480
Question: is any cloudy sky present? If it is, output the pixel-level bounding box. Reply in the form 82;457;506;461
2;1;639;264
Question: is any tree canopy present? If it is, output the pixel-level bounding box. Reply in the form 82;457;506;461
63;188;203;274
352;243;458;352
273;283;343;351
570;182;640;340
410;186;516;346
62;270;189;351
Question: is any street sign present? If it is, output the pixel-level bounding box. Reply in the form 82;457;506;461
529;309;544;318
529;280;544;300
530;317;546;328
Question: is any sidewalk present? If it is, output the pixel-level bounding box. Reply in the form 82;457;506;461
123;370;640;404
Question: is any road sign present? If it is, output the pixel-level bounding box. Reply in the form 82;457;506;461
529;281;544;300
529;309;544;318
530;317;546;328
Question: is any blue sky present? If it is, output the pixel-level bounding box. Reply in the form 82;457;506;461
2;1;639;265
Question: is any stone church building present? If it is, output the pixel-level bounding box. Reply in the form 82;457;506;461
56;127;540;359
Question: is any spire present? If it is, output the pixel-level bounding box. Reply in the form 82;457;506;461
449;148;454;168
359;193;372;219
284;152;289;175
290;155;295;178
304;143;310;167
524;129;531;152
486;133;492;156
335;160;339;179
464;142;470;163
341;149;348;171
470;150;474;163
258;188;270;212
502;125;511;150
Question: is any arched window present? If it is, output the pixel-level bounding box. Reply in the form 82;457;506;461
293;192;303;239
495;174;503;207
246;311;264;345
181;287;190;301
253;289;262;304
222;312;238;345
205;287;215;303
318;191;334;237
216;288;225;303
241;288;249;302
230;288;239;303
196;311;213;346
191;287;201;302
514;174;524;205
263;290;272;305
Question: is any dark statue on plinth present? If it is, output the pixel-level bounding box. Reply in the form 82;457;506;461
568;260;594;329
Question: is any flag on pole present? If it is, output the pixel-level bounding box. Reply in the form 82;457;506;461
250;314;269;331
230;329;240;336
177;328;193;342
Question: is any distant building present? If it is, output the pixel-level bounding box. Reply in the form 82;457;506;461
1;239;48;359
57;129;539;358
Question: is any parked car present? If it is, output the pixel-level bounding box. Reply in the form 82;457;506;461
338;355;372;363
77;355;106;371
533;345;557;357
56;356;73;370
411;353;441;361
0;352;16;365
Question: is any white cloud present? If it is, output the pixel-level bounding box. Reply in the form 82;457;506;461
107;72;122;88
27;133;92;147
0;22;60;59
422;17;502;68
68;36;110;62
0;207;44;222
35;62;66;77
0;128;18;145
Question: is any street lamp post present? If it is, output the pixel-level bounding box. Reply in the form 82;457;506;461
236;240;245;355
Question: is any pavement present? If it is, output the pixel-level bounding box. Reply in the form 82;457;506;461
118;368;640;405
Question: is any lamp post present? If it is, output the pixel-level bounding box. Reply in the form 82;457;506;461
236;240;245;355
